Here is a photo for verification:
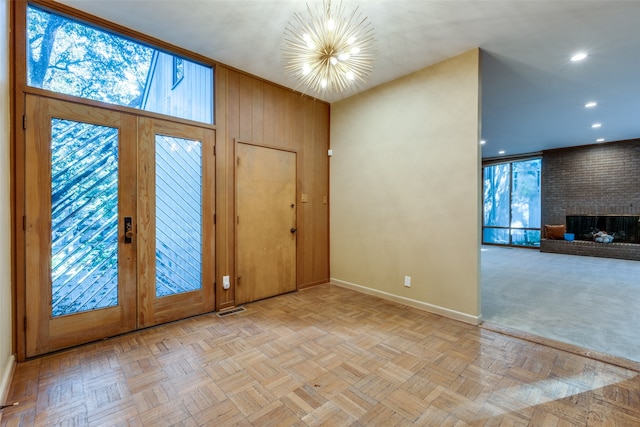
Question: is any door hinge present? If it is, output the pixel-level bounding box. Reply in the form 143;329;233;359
22;115;26;130
213;213;216;225
23;216;26;230
213;145;216;156
24;316;27;332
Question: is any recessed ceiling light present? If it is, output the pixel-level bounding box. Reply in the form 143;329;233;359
585;101;597;108
592;123;602;128
480;140;486;145
498;150;506;155
596;138;605;142
571;52;588;62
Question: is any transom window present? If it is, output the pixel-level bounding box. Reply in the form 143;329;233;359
27;5;214;124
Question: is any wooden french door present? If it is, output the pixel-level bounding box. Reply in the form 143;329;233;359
236;142;297;304
137;118;215;327
25;95;138;357
24;96;215;357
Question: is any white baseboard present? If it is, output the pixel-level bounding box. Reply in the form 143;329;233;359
331;278;481;325
0;354;15;406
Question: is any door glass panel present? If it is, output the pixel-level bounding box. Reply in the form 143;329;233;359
51;119;119;316
155;135;202;297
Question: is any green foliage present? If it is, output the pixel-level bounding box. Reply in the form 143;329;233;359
27;5;153;107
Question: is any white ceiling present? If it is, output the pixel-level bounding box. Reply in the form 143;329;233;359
56;0;640;158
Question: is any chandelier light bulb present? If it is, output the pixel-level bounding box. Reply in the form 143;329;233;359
282;0;376;95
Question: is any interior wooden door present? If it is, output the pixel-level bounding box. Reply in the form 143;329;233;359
137;118;215;327
236;143;297;304
24;95;137;357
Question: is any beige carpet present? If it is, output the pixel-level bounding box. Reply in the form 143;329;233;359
481;245;640;363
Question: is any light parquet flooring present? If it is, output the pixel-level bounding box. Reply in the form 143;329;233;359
2;284;640;426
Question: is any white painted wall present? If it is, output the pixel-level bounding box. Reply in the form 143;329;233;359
330;49;481;323
0;0;14;404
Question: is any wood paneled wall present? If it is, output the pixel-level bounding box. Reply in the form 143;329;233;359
11;1;331;360
215;67;330;310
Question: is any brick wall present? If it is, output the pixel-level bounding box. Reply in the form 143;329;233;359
542;139;640;225
540;139;640;260
540;239;640;261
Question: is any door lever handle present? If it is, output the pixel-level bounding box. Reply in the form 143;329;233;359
124;217;133;243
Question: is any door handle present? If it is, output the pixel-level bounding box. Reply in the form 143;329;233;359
124;217;133;243
290;228;297;234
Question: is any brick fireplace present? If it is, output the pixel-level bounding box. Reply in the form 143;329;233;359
566;215;639;243
540;139;640;261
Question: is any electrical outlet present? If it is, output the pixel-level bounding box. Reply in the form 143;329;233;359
404;276;411;287
223;275;230;289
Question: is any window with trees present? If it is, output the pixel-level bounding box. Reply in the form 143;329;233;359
483;159;541;247
27;4;213;124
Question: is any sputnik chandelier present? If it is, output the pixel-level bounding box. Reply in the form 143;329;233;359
282;0;375;96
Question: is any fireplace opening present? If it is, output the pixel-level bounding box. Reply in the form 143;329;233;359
566;215;640;244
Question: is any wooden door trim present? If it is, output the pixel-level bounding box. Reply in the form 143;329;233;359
235;139;298;155
22;86;218;131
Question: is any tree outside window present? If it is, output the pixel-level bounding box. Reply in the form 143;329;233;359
483;159;541;247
